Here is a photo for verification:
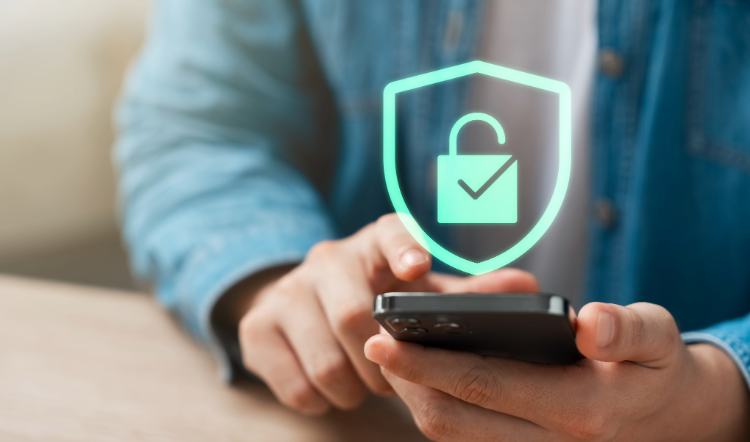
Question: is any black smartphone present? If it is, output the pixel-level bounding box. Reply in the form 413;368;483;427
373;292;583;365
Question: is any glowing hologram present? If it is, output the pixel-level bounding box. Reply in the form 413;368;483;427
383;60;572;275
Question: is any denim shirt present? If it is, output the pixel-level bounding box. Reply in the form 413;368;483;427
116;0;750;383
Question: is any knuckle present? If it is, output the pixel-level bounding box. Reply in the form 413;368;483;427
650;303;671;321
238;311;264;342
374;213;410;245
375;213;400;231
333;302;371;335
309;354;350;388
652;304;679;335
621;307;645;354
400;358;421;381
564;409;612;441
415;398;458;441
307;240;338;262
630;312;646;352
273;272;302;296
454;364;498;407
238;313;255;338
627;303;679;353
282;381;321;411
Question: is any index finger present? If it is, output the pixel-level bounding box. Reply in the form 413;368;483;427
365;333;589;429
345;213;431;284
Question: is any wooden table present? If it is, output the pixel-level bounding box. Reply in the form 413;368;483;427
0;276;429;441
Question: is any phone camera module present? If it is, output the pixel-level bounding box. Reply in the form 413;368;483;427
400;327;428;336
434;322;466;333
387;317;420;328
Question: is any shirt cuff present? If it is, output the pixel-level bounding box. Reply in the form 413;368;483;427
682;331;750;389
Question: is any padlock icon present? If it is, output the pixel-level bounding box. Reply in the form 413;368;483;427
437;112;517;224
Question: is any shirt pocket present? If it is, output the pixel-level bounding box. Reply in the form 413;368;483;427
688;0;750;172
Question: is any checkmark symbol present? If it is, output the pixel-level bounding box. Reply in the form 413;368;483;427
457;159;516;200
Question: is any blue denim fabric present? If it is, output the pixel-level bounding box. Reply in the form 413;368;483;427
116;0;750;382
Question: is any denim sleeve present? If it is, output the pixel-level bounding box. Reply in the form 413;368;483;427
682;316;750;389
114;0;336;380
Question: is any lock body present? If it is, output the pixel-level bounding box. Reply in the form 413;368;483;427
437;154;517;224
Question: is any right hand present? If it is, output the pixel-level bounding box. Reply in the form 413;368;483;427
238;213;539;415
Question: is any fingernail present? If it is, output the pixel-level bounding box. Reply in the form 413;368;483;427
365;339;389;366
400;249;428;268
596;311;616;348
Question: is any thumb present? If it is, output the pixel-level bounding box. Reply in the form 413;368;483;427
576;302;681;366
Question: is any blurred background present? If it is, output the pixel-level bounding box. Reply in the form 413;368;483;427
0;0;149;290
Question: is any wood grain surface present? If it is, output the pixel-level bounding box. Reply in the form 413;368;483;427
0;276;429;442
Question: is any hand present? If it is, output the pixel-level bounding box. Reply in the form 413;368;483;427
366;302;750;441
237;213;539;415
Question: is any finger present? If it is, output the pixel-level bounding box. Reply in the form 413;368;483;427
362;213;432;283
276;290;368;409
391;269;540;301
239;313;330;415
421;268;540;293
309;258;395;395
576;302;682;366
382;370;551;442
365;333;579;428
301;213;426;396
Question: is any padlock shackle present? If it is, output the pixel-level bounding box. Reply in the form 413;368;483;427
448;112;506;156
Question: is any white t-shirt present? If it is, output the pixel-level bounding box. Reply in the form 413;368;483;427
469;0;597;306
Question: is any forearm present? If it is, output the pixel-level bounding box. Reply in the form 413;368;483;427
115;0;337;350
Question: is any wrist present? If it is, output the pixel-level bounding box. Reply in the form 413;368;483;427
212;264;295;330
686;344;750;442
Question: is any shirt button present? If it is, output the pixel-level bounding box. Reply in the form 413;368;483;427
599;48;625;78
595;198;617;229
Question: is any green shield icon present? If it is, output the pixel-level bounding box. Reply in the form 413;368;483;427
383;61;572;275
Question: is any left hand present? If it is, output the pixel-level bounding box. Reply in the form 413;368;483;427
365;302;750;441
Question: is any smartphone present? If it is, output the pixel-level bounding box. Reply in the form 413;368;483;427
373;292;583;365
